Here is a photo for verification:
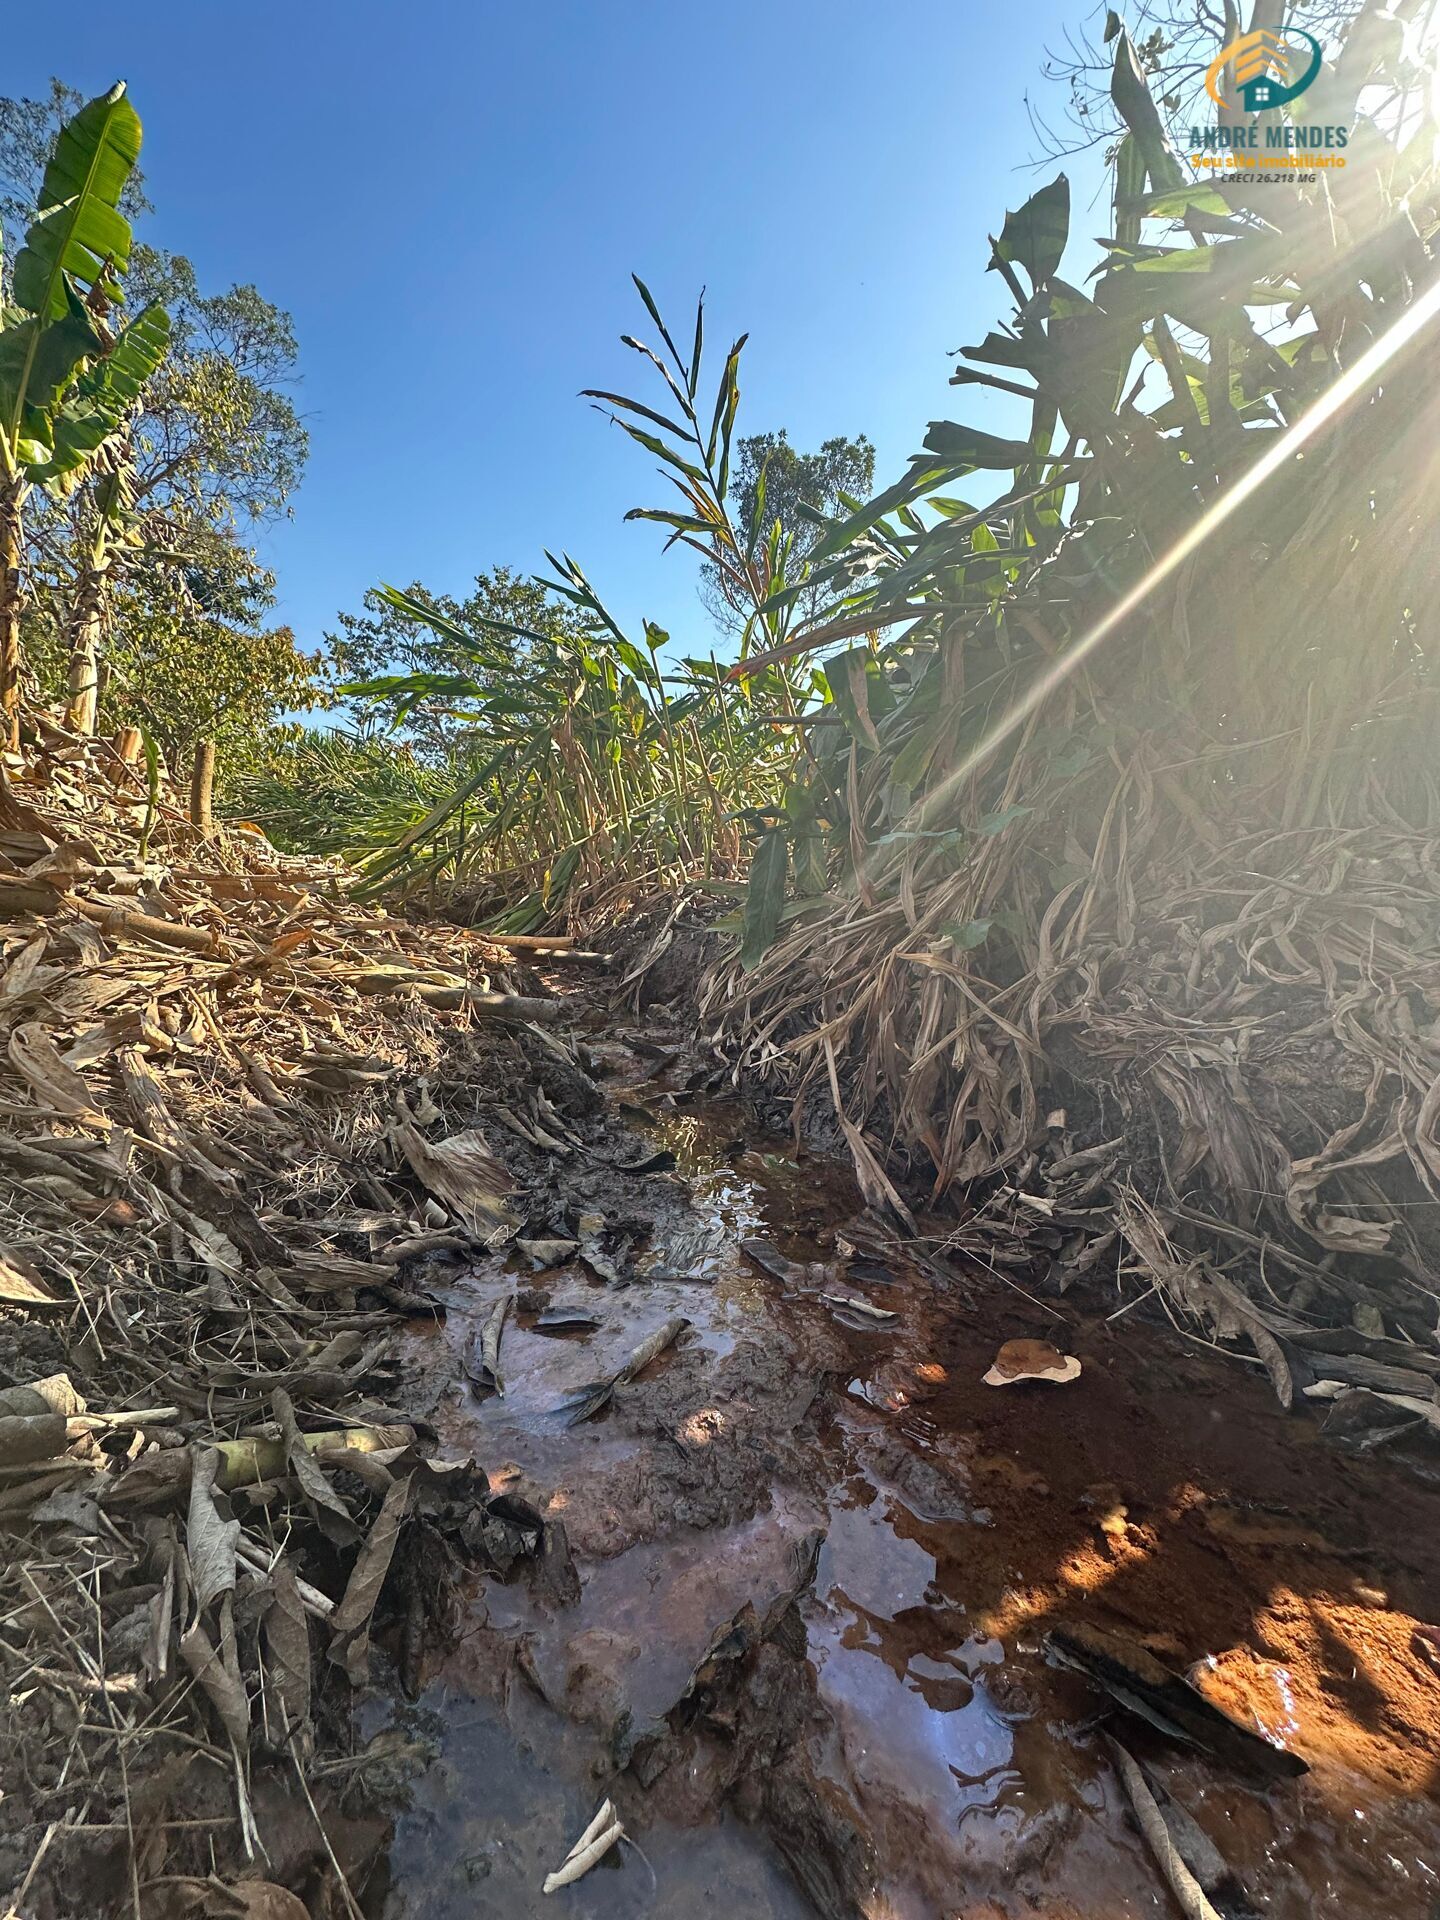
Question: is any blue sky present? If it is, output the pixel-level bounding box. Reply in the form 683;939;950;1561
8;0;1106;660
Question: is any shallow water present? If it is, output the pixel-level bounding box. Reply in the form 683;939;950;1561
377;1071;1440;1918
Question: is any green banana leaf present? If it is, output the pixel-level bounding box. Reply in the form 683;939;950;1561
12;83;142;322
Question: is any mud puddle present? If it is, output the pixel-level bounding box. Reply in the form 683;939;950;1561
377;1044;1440;1919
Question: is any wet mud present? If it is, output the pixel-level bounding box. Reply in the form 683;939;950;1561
374;1024;1440;1919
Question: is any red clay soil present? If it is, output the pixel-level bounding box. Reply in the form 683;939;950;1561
375;1072;1440;1919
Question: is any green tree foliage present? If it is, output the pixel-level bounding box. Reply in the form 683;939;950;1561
1;78;310;752
252;285;829;922
0;79;176;735
325;568;590;754
699;429;874;634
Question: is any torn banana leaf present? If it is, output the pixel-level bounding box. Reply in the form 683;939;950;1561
555;1314;689;1425
392;1104;518;1236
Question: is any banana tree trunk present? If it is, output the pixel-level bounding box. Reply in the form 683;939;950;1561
0;480;25;745
64;535;110;736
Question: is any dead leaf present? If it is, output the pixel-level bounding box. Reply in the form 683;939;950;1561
272;1388;358;1546
7;1020;108;1125
515;1236;579;1269
983;1338;1082;1386
392;1107;517;1234
0;1243;65;1308
262;1555;312;1756
179;1609;249;1749
213;1886;310;1920
186;1446;239;1612
328;1471;413;1685
0;933;56;1001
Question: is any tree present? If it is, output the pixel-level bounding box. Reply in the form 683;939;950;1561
698;429;874;636
0;84;169;736
2;78;308;737
326;567;593;755
53;251;307;732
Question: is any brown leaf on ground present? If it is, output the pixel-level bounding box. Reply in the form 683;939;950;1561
7;1019;108;1125
0;1243;64;1308
392;1105;517;1234
263;1555;313;1755
272;1388;359;1547
187;1445;240;1612
179;1610;250;1749
328;1471;414;1685
983;1338;1082;1386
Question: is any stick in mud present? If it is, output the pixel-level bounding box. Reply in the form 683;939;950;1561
1109;1738;1224;1920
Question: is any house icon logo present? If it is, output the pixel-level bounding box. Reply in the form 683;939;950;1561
1204;26;1323;112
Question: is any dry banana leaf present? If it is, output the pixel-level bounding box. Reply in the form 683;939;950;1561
8;1020;107;1125
556;1314;690;1425
328;1470;414;1685
393;1107;518;1235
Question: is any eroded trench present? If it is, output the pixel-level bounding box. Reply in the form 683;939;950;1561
367;1013;1440;1919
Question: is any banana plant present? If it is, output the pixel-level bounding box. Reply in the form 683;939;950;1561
45;301;173;733
0;83;168;734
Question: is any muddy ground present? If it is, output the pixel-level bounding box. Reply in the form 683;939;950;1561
345;977;1440;1920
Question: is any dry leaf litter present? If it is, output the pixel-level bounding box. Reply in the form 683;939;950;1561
0;711;572;1918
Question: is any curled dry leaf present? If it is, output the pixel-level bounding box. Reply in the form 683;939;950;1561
392;1106;518;1235
557;1314;690;1425
543;1799;626;1895
465;1295;510;1396
983;1338;1082;1386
